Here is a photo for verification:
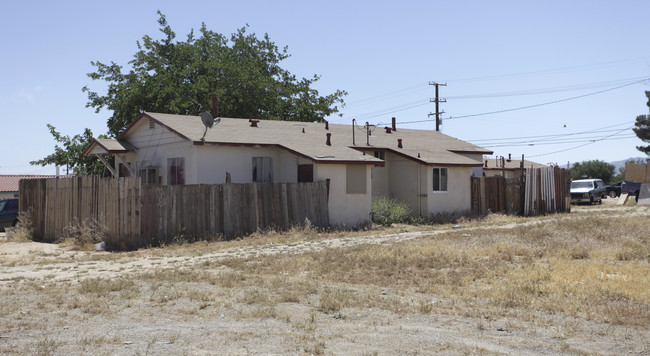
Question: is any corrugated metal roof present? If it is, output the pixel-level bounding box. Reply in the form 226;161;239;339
115;112;492;166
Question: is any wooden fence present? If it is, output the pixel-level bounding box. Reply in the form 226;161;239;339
19;176;140;246
625;161;650;183
141;182;329;247
472;166;570;216
19;176;329;250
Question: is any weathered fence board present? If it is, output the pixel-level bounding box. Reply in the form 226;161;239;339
19;177;329;250
472;167;570;216
139;182;329;246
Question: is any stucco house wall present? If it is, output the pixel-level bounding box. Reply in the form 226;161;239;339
315;164;371;227
426;166;473;216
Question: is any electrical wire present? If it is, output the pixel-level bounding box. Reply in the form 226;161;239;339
468;122;634;144
447;79;648;120
526;127;634;158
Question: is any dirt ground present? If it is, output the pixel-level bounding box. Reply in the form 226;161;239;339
0;197;648;355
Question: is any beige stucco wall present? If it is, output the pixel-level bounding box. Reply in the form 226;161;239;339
386;153;427;217
315;164;371;227
193;145;312;184
426;166;473;216
371;164;389;197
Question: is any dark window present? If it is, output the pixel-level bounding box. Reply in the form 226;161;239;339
5;199;18;210
433;167;448;192
119;163;131;177
139;167;159;185
252;157;273;182
167;158;185;185
374;151;385;160
298;164;314;182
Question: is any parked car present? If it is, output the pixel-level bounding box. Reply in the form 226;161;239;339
605;181;642;200
0;198;19;232
570;179;607;205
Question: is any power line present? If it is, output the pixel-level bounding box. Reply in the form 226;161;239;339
447;79;649;121
468;122;634;143
526;127;634;158
446;76;650;99
335;77;649;126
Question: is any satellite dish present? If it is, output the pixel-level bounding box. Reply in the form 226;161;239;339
201;112;214;128
199;112;221;142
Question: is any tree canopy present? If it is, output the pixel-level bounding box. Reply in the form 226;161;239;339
33;12;347;174
30;125;108;176
84;11;347;137
632;91;650;155
570;160;615;183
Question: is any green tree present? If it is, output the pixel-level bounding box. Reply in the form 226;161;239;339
83;11;347;137
570;160;615;183
30;125;109;176
632;91;650;154
34;11;347;174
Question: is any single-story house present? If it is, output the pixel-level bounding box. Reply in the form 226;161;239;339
0;175;69;199
84;113;492;226
482;155;547;180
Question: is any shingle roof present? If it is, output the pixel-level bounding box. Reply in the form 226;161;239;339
0;175;71;192
115;112;492;166
83;138;138;156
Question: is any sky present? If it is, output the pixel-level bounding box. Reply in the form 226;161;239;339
1;0;649;175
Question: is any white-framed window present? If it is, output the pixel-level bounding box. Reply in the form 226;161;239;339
138;166;160;185
432;167;448;192
252;157;273;182
346;165;367;194
167;158;185;185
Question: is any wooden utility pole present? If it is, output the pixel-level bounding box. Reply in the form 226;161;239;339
428;82;447;131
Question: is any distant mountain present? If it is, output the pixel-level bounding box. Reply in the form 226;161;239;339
609;157;648;171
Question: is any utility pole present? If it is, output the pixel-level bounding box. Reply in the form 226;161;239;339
428;81;446;131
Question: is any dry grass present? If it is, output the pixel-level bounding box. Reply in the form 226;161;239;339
0;204;648;354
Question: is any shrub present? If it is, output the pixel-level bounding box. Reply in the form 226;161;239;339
7;209;34;242
371;196;412;227
60;218;107;249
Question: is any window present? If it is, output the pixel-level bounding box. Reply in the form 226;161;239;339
252;157;273;182
167;158;185;185
346;165;367;194
118;163;131;177
298;164;313;182
373;151;385;160
432;167;448;192
138;167;160;185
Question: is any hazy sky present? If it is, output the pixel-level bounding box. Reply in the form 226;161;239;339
1;0;649;174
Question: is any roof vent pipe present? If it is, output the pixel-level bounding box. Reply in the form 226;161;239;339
397;138;403;148
326;133;332;146
385;127;392;133
325;121;329;130
392;117;397;131
211;94;218;118
249;119;259;127
507;153;512;162
484;159;488;168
